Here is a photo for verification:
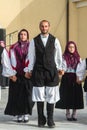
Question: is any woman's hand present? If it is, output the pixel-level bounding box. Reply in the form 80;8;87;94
9;75;17;82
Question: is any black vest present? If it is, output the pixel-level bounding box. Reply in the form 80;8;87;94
34;34;56;71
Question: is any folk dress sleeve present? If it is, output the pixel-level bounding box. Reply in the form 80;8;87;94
2;48;17;77
62;57;67;72
54;38;62;70
24;39;36;73
76;59;86;81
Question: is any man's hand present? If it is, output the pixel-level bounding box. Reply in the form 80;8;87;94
76;76;82;84
25;72;32;79
58;70;65;76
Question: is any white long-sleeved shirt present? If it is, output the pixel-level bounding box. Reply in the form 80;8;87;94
1;48;16;77
76;59;86;81
24;34;62;72
62;57;83;74
62;58;77;73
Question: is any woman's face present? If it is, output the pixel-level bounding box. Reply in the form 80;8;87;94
19;31;28;42
68;43;75;54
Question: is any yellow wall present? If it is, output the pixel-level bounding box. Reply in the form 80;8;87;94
69;1;78;43
1;0;87;58
0;0;20;28
69;0;87;59
78;6;87;59
0;0;34;28
5;0;67;51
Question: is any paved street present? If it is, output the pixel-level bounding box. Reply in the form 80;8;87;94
0;88;87;130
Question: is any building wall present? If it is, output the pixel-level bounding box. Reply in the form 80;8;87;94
78;6;87;59
69;0;87;59
6;0;67;51
1;0;87;58
0;0;20;28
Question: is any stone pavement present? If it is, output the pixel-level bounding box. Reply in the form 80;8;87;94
0;88;87;130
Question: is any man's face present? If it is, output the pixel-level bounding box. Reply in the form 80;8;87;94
39;21;50;35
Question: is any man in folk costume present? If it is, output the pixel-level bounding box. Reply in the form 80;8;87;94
25;20;62;127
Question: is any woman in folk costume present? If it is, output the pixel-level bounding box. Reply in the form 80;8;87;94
0;41;8;99
0;41;6;87
3;29;33;122
55;41;84;121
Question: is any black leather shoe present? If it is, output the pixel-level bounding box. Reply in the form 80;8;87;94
23;119;29;123
66;117;72;121
38;116;46;127
66;113;72;121
17;116;23;123
47;119;55;128
23;115;29;123
72;117;77;121
72;114;77;121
